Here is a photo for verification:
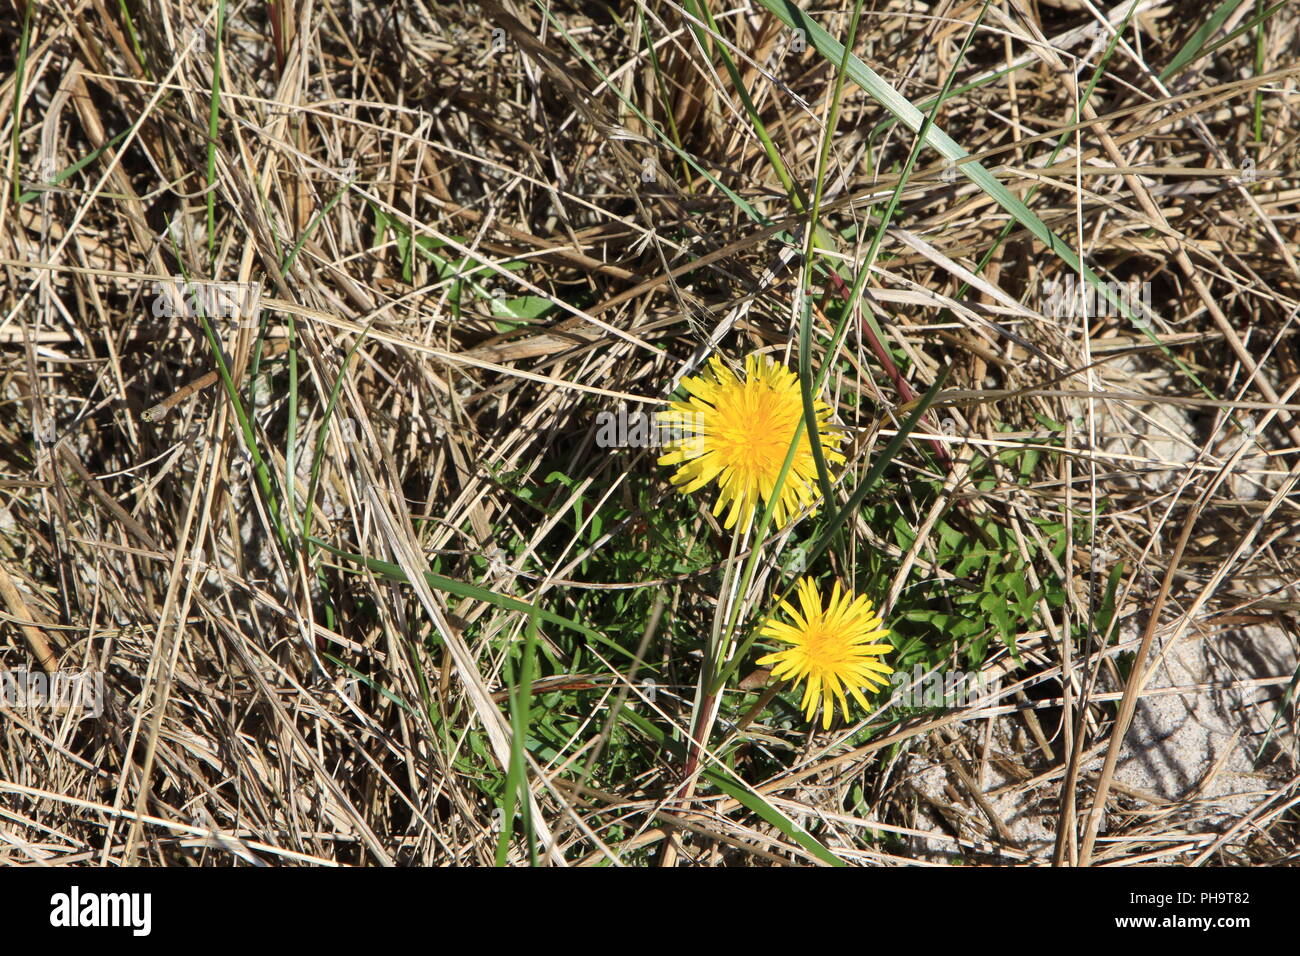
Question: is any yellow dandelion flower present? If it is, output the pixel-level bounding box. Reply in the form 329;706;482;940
757;577;894;729
657;354;844;530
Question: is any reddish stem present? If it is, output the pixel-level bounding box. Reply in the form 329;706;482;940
822;269;952;470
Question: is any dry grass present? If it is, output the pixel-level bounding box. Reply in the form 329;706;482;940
1;0;1298;865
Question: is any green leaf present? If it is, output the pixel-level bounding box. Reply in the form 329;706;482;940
492;295;554;322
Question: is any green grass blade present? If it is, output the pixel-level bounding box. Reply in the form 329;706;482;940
702;768;846;866
1159;0;1252;81
308;537;626;656
8;0;34;206
1158;0;1289;83
755;0;1163;349
16;130;132;204
497;615;539;866
204;3;227;255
